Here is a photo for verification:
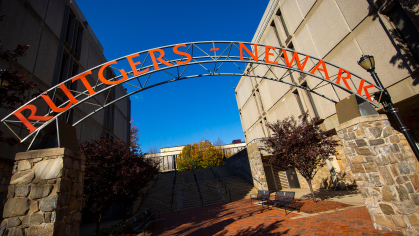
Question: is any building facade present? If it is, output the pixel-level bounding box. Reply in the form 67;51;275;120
0;0;131;213
147;142;247;172
235;0;419;190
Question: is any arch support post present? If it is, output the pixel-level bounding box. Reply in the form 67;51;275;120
1;148;85;236
336;114;419;235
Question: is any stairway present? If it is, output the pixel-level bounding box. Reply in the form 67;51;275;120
172;170;203;210
214;166;259;201
195;168;227;205
138;166;259;213
138;171;174;214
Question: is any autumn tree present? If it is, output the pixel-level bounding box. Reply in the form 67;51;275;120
264;112;338;202
79;135;158;235
177;141;224;171
0;11;40;145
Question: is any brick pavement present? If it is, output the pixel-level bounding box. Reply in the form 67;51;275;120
149;198;400;235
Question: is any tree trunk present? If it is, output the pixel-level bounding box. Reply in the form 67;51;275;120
308;180;317;203
95;214;102;235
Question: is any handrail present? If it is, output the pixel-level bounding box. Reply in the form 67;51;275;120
170;169;177;211
226;164;263;186
211;167;231;202
192;165;203;207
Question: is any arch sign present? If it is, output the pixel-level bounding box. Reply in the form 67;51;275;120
2;41;382;144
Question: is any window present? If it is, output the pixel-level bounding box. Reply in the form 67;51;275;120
302;82;319;118
288;43;296;83
65;11;76;46
293;90;305;114
73;24;84;58
271;22;283;47
276;9;289;38
58;54;70;83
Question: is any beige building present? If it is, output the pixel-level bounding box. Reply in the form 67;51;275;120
235;0;419;190
0;0;131;220
147;142;246;172
0;0;131;158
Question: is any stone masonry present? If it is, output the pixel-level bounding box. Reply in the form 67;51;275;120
295;138;356;190
247;143;268;190
0;148;85;236
336;114;419;235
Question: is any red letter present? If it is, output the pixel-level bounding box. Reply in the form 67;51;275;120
357;78;375;101
281;49;309;71
310;60;330;80
336;67;352;90
41;84;79;113
149;48;173;70
126;53;149;76
13;105;53;133
173;44;192;65
72;70;96;95
239;43;258;62
265;46;278;64
99;61;129;85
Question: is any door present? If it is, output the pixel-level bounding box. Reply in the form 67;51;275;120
285;167;301;188
263;164;277;191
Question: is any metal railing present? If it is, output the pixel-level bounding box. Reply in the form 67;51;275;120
192;165;203;207
211;167;231;202
226;164;263;187
170;169;177;211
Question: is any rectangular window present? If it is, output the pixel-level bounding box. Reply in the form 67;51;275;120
65;11;76;46
73;24;84;58
271;22;283;47
58;54;70;83
302;82;319;118
293;90;305;114
276;9;289;38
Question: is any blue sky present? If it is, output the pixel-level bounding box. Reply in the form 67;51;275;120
76;0;269;152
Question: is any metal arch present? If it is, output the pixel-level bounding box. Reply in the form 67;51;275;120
1;41;383;144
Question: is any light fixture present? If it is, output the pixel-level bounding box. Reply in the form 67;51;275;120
358;55;375;72
357;54;419;160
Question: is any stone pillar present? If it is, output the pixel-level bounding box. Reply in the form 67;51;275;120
0;158;14;221
0;148;85;236
336;114;419;235
247;142;268;190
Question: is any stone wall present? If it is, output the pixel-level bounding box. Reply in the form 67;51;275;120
225;148;254;185
0;159;14;221
0;148;85;236
336;114;419;235
247;143;268;190
296;141;356;190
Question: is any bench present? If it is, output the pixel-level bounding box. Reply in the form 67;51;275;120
250;190;270;207
267;191;296;214
127;209;159;235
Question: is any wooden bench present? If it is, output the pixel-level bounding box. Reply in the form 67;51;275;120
127;209;159;235
266;191;296;214
250;190;270;207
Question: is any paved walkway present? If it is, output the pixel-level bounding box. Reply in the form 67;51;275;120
287;188;365;206
149;198;399;236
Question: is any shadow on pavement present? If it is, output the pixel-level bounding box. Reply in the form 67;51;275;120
300;189;361;200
